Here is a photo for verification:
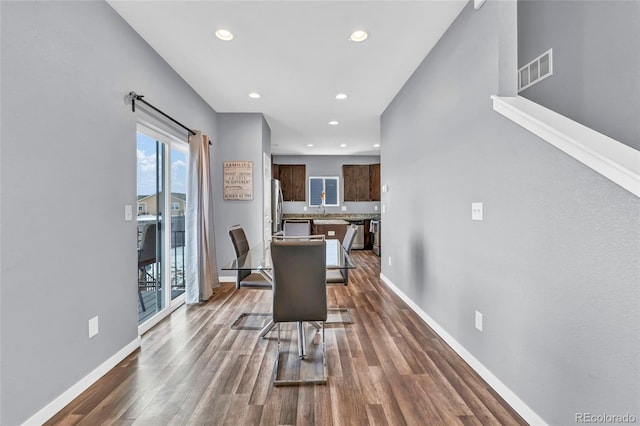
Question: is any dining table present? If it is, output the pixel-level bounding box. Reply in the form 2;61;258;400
221;238;355;357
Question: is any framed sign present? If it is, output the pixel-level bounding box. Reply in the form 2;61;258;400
223;161;253;200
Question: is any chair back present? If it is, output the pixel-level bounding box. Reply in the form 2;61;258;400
342;224;358;253
283;219;311;237
228;224;252;287
228;224;250;258
138;223;157;267
271;239;327;323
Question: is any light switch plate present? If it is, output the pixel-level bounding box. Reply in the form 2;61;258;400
124;204;133;221
341;206;347;211
328;230;335;236
88;316;99;338
472;202;483;221
475;311;483;331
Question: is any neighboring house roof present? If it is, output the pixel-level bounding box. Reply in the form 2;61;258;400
137;193;186;203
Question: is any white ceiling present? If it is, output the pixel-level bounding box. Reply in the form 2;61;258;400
108;1;467;156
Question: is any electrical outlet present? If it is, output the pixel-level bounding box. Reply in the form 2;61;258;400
303;206;307;211
88;316;99;338
374;205;379;211
341;206;347;211
388;256;392;266
472;202;483;221
475;311;483;332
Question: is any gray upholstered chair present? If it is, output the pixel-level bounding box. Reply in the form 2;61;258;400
325;224;357;324
138;223;158;311
228;225;271;290
283;219;311;237
228;225;271;329
271;239;328;385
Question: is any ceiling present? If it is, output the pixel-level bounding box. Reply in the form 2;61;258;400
108;1;467;156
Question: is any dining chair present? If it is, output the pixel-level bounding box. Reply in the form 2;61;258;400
325;224;358;324
138;223;158;312
283;219;311;237
228;224;272;329
271;238;328;385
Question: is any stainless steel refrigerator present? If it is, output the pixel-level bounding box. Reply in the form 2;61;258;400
271;179;283;234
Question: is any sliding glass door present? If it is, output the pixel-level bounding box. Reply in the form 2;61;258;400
136;124;187;328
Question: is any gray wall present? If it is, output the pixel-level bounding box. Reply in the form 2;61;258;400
0;2;218;424
273;155;381;215
381;1;639;425
214;113;270;278
518;0;640;150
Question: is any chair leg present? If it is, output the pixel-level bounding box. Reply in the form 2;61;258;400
138;289;146;311
273;321;327;386
230;312;272;330
326;307;354;325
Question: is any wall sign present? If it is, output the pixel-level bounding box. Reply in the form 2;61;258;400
223;161;253;200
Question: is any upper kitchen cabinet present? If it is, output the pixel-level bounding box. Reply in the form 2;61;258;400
369;163;380;201
273;164;306;201
343;164;380;201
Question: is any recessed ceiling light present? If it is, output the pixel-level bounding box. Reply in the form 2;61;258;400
350;30;368;42
336;93;348;100
328;120;339;126
373;144;380;147
248;92;261;99
307;144;314;147
215;29;234;41
340;144;347;148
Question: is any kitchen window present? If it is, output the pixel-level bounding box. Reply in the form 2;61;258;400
309;177;339;207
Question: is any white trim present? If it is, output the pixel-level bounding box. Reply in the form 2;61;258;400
219;275;236;283
379;273;548;426
138;296;184;335
22;337;141;426
309;176;340;207
491;95;640;198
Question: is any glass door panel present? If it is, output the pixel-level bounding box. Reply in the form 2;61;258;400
136;132;166;324
170;146;187;301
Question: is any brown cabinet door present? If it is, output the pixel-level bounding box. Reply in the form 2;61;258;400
344;165;372;201
275;164;306;201
343;165;358;201
356;165;370;201
290;165;306;201
369;163;380;201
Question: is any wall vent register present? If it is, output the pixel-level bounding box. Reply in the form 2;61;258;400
518;48;553;92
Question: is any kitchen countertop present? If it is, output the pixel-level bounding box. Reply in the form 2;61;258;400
283;213;381;220
312;219;350;225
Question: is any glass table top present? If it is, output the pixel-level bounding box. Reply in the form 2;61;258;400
221;238;355;271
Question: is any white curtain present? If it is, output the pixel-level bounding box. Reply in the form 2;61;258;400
185;131;219;303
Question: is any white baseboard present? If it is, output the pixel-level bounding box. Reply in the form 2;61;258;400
218;275;235;283
22;337;141;426
379;273;547;426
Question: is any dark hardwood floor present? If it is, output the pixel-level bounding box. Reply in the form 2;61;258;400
47;251;527;425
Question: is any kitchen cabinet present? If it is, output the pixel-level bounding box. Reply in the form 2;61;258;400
313;219;348;244
273;164;306;201
343;164;380;202
369;163;380;201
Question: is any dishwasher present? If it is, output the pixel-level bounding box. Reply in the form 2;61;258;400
348;220;365;250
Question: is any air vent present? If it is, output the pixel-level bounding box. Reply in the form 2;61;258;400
518;48;553;92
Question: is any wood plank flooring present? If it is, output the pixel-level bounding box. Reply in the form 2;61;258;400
47;251;527;426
